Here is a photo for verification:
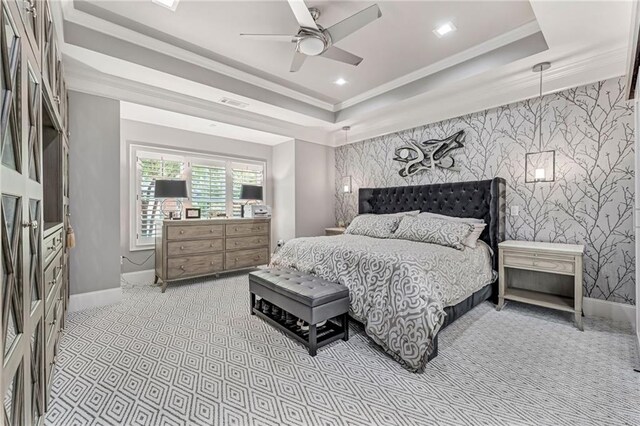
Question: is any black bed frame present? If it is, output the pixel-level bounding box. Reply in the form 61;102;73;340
358;178;506;360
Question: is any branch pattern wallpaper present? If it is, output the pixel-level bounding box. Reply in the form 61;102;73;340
335;78;635;305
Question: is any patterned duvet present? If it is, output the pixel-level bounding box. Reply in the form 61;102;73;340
269;234;495;372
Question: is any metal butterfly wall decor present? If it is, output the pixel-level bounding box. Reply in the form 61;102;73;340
393;130;465;177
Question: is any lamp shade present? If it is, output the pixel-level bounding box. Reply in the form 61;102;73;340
240;184;263;201
154;179;188;198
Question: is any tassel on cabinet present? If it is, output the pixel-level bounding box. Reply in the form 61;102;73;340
66;225;76;249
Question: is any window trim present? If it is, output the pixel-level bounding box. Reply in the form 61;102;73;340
129;144;267;251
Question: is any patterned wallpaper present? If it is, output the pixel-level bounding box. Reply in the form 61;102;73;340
335;78;635;305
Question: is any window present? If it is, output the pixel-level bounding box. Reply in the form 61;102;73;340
131;145;265;249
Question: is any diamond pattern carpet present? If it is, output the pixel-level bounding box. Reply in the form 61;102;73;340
45;273;640;425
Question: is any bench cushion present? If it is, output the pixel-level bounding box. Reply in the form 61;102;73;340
249;269;349;307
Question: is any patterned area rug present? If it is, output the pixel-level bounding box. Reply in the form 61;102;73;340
45;273;640;425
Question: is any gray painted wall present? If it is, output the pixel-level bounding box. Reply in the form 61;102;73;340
272;140;296;243
335;77;635;305
120;120;274;273
295;140;335;237
69;91;121;295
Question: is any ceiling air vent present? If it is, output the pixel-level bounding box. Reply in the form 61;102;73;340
219;97;249;109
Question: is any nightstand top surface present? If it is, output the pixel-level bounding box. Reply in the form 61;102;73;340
325;227;346;231
499;240;584;254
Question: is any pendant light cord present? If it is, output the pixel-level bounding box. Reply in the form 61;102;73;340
538;67;543;152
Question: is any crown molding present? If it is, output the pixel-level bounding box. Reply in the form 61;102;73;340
60;0;336;112
64;57;332;146
335;20;542;111
334;45;628;146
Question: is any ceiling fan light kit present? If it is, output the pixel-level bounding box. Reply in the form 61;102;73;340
240;0;382;72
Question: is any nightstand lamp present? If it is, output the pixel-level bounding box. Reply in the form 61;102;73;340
154;179;188;220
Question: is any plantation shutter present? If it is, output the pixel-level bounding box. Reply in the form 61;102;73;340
136;153;184;244
191;160;227;217
232;162;264;217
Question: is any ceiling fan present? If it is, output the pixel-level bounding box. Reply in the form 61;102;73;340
240;0;382;72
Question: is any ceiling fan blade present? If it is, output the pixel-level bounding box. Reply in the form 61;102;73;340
290;50;307;72
320;46;363;66
287;0;318;30
240;34;295;42
326;4;382;44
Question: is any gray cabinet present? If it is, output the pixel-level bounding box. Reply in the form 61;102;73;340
1;0;67;423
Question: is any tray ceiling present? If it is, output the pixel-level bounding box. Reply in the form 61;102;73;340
74;0;537;105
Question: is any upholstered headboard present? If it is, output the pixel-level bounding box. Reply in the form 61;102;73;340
358;178;506;271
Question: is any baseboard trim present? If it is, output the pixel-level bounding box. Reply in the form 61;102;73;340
69;287;122;313
583;297;636;330
122;269;155;286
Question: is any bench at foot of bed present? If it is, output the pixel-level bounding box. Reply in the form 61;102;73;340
249;269;350;356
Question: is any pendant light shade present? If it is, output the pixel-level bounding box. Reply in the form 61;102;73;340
525;62;555;184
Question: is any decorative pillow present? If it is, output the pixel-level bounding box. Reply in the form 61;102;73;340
462;223;486;248
418;212;486;248
344;214;402;239
393;216;473;250
418;212;484;224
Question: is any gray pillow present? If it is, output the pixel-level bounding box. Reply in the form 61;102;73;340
394;216;474;250
345;214;402;239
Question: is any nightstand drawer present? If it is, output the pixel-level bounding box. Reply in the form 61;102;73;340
503;252;575;275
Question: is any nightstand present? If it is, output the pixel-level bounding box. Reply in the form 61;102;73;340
497;240;585;330
325;227;346;236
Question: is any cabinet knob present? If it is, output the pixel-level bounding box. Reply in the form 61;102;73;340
209;229;214;233
180;246;185;250
179;230;185;234
253;256;260;261
180;265;185;270
22;220;38;230
210;243;215;247
210;261;215;265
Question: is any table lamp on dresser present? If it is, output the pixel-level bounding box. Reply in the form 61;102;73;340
240;184;263;218
154;179;188;220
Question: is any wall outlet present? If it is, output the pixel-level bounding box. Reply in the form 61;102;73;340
510;206;520;216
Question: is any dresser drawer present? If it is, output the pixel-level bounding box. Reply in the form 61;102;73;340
167;239;223;256
44;228;64;267
225;248;269;270
503;252;575;275
167;224;224;240
44;250;63;306
45;297;61;349
226;235;269;251
167;253;224;279
226;222;269;237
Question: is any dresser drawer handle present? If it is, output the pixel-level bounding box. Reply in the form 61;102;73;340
50;356;57;367
180;246;185;250
180;265;185;270
210;261;216;265
180;230;185;234
234;227;239;231
49;318;56;327
210;243;215;247
210;229;215;233
253;256;260;261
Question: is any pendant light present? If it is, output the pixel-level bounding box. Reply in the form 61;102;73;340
341;126;352;193
525;62;556;183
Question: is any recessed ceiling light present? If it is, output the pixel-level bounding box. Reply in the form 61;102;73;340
433;22;456;38
334;78;347;86
152;0;180;11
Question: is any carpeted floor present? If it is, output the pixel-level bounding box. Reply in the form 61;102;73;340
45;273;640;425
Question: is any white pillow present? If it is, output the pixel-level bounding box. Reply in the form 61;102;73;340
345;214;403;239
393;216;473;250
417;212;485;248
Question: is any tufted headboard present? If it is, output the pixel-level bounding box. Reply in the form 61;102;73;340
358;178;506;272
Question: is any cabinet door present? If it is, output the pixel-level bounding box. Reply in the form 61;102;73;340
16;0;39;58
1;3;44;425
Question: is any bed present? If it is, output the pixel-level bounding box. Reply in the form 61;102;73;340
270;178;506;372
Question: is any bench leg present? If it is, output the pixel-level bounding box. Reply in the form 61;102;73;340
250;292;256;315
342;313;349;341
309;324;317;356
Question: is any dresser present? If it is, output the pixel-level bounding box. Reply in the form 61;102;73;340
155;218;271;292
497;240;585;330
